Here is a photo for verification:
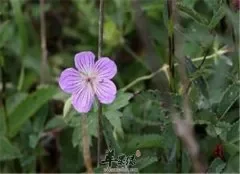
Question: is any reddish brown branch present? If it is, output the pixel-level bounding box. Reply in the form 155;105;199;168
81;114;93;173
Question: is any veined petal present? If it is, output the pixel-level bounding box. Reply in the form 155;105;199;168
95;79;117;104
94;57;117;79
72;84;94;113
58;68;83;93
74;51;95;74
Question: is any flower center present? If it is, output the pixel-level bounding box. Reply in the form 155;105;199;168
86;77;91;82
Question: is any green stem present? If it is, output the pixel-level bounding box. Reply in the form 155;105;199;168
121;48;229;91
167;0;176;92
121;66;167;92
0;66;8;136
97;0;104;167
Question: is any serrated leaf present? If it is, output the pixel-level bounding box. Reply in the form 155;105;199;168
215;121;231;136
208;157;226;173
218;83;239;118
206;124;217;137
8;86;57;138
105;110;124;137
107;91;133;111
44;116;66;131
0;136;21;161
194;110;217;125
208;7;225;29
102;115;121;154
177;2;209;26
63;97;72;118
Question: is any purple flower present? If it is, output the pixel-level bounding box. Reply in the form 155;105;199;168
59;51;117;113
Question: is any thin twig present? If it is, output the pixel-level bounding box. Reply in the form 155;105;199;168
167;0;176;92
121;65;169;92
121;48;229;92
81;114;93;173
40;0;49;84
0;66;8;135
97;0;104;167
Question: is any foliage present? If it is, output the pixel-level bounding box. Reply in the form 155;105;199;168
0;0;239;173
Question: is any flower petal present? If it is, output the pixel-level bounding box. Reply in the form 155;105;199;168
94;57;117;79
72;85;94;113
95;79;117;104
58;68;83;93
74;51;95;74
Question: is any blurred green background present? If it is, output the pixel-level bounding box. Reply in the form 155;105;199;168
0;0;239;173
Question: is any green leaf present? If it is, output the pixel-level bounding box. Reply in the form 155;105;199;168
102;115;121;154
10;0;28;56
206;124;217;137
6;92;28;115
107;91;133;111
0;109;6;136
103;19;122;47
181;0;198;8
105;110;124;137
223;143;239;156
63;97;72;118
60;128;83;172
218;83;239;118
227;120;240;143
224;154;240;173
87;113;98;137
0;21;14;49
135;156;158;171
215;121;231;140
44;116;66;131
185;57;209;99
71;121;93;148
29;134;39;149
8;86;57;138
71;113;97;147
0;136;21;161
125;134;163;151
177;2;209;26
208;7;225;29
33;104;48;133
207;158;226;173
72;126;81;148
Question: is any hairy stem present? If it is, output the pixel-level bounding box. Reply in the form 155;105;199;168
81;114;93;173
97;0;104;167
